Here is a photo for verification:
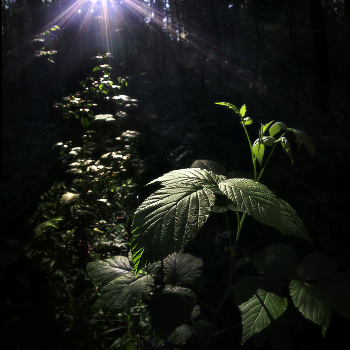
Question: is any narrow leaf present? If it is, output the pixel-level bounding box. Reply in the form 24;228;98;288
261;121;274;136
240;104;247;117
219;178;284;233
252;139;265;166
280;137;293;163
215;102;240;115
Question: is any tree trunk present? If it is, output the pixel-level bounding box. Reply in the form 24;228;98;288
308;0;331;112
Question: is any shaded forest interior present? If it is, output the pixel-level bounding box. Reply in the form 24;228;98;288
2;0;350;349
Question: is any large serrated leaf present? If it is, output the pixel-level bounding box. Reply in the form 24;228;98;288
318;273;350;319
278;199;313;244
289;279;331;336
148;168;226;189
297;254;338;281
235;277;288;344
150;285;196;338
190;159;226;175
219;178;284;233
163;252;203;287
92;269;154;310
253;243;298;280
131;185;216;275
87;256;133;286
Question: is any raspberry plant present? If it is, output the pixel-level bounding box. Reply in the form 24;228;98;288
87;103;350;348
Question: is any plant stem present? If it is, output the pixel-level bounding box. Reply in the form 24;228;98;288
256;136;282;182
204;210;245;350
242;124;257;180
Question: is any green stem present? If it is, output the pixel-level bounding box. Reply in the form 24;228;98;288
256;133;285;182
242;124;257;181
204;209;245;350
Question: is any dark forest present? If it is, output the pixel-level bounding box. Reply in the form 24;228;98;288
2;0;350;349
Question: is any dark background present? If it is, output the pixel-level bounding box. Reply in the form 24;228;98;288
2;0;350;348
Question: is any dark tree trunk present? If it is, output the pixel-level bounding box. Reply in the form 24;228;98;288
285;6;301;107
28;0;45;35
252;0;261;94
308;0;331;112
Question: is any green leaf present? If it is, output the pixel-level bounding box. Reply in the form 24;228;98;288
215;102;240;115
150;285;196;338
318;273;350;319
60;192;80;205
81;117;89;128
241;117;253;126
87;256;133;286
240;104;247;117
163;252;203;287
132;170;217;274
260;136;276;146
34;217;64;238
260;121;274;136
190;159;225;175
92;268;154;310
235;277;288;344
253;243;298;280
148;168;226;189
300;131;316;156
289;279;331;336
167;324;193;344
280;137;293;163
219;178;284;233
269;122;288;137
287;129;316;156
252;139;265;166
278;199;313;244
297;254;338;281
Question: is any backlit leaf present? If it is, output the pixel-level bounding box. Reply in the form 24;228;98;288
252;139;265;166
278;199;313;244
132;170;217;274
269;122;287;137
289;279;331;336
235;277;288;344
219;178;284;233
